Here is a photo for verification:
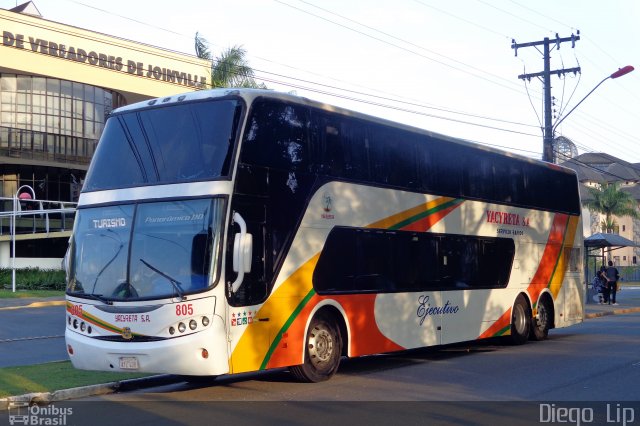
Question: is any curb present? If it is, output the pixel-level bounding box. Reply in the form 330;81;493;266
584;306;640;319
0;375;176;410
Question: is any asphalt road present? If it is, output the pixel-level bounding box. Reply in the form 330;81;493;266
0;304;67;367
12;310;632;426
96;311;640;402
2;296;640;425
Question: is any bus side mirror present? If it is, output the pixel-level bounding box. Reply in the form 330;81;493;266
230;211;252;293
233;232;252;274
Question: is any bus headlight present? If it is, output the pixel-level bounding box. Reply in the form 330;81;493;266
202;316;210;327
189;320;197;330
178;322;186;333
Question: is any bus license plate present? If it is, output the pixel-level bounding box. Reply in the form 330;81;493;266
119;357;139;370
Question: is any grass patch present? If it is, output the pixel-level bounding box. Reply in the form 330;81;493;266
0;289;63;299
0;361;150;398
0;267;65;291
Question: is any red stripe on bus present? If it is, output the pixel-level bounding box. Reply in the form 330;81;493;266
527;213;569;301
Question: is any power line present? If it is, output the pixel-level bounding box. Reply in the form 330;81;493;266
272;0;525;95
56;0;540;131
32;0;640;161
410;0;511;40
474;0;555;35
245;66;538;129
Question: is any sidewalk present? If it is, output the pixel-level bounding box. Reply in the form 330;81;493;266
583;286;640;318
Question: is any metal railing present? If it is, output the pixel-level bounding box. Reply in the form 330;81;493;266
0;197;77;235
0;186;77;292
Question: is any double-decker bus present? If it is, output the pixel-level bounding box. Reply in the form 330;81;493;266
65;89;583;382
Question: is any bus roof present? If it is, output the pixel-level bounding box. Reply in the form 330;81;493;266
113;88;576;177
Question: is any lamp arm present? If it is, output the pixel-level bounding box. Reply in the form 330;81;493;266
553;76;609;134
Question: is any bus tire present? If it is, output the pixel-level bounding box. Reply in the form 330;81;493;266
178;375;218;385
531;296;552;341
509;294;531;345
290;312;342;383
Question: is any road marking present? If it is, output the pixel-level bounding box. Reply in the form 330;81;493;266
0;335;64;343
0;300;66;311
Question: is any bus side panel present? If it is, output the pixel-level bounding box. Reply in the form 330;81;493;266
229;183;583;372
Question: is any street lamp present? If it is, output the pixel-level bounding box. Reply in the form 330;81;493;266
12;185;36;292
549;65;634;161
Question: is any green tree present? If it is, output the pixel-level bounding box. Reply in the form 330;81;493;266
195;32;265;89
585;182;640;233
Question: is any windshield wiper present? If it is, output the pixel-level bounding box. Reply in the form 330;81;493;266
77;293;113;305
139;258;185;300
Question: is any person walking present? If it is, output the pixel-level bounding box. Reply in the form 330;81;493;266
605;260;620;305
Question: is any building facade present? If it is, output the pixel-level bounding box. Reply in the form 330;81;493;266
0;2;209;268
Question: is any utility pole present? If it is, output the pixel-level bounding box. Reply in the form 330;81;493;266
512;33;581;163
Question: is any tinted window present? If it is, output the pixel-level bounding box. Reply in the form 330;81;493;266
242;99;310;171
312;111;369;180
67;199;226;301
83;99;241;191
368;125;418;188
313;227;515;294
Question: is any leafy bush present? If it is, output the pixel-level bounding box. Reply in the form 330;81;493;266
0;267;65;290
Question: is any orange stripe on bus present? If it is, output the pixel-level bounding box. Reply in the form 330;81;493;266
477;309;511;339
367;197;456;230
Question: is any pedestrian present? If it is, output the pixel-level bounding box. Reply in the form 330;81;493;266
598;265;609;304
604;260;620;305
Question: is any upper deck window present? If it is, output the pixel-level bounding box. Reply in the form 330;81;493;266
83;99;242;191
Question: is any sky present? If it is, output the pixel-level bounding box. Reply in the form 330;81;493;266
4;0;639;163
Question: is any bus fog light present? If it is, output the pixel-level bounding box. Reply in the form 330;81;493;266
189;320;197;330
169;326;175;335
67;345;74;355
178;322;186;333
202;316;210;326
201;349;209;359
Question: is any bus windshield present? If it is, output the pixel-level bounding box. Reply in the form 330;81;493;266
66;198;225;301
82;98;242;192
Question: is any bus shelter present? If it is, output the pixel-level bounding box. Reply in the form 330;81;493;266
584;233;637;303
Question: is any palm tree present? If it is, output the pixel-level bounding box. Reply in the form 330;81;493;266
194;32;265;89
585;182;640;233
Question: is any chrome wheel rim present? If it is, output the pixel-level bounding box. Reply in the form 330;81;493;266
308;325;334;365
513;304;527;335
537;304;548;329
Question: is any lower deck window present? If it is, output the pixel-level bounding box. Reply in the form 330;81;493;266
313;227;515;294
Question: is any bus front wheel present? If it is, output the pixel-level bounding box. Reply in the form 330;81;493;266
290;312;342;383
509;294;531;345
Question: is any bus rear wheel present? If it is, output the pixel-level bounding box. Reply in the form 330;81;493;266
509;294;531;345
290;313;342;383
531;297;552;341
